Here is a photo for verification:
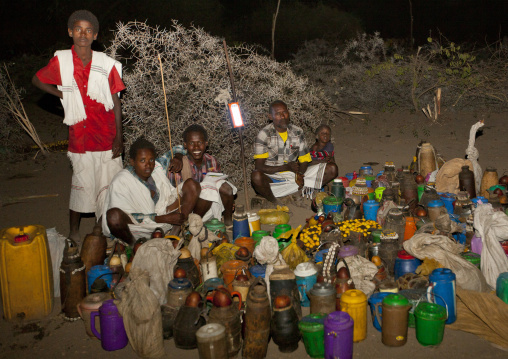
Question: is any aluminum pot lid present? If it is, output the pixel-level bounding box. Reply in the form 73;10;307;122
309;282;335;296
294;262;317;277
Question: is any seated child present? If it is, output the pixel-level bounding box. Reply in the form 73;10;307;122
162;124;237;226
310;124;335;164
102;137;201;245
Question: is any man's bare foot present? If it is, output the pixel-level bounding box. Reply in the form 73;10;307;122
68;231;81;244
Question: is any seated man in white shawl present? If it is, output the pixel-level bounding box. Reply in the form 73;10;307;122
163;124;237;227
251;100;338;203
102;137;201;245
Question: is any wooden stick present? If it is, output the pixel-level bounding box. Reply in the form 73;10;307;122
1;64;48;155
271;0;281;60
223;40;251;211
158;54;181;211
436;87;442;114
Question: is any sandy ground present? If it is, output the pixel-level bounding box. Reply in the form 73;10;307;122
0;96;507;358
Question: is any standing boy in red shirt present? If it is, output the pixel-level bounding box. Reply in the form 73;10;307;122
32;10;126;241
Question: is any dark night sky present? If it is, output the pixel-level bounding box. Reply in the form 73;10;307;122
1;0;508;60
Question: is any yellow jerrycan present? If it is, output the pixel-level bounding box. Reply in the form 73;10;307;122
340;289;367;342
0;225;54;320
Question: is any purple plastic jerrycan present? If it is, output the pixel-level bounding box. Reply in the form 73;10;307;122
90;299;128;351
324;311;354;359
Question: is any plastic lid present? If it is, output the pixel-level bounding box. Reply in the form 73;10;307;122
252;230;270;238
429;268;456;282
324;311;354;330
247;212;260;220
397;250;415;260
196;323;226;338
360;166;372;170
363;199;378;207
460;252;481;265
203;277;224;291
90;264;112;274
427;200;445;208
168;277;192;290
309;282;335;297
333;178;343;183
299;313;326;332
338;245;359;258
204;218;226;231
294;262;318;277
371;229;382;243
322;196;340;205
414;302;447;320
341;289;367;304
250;264;266;278
383;293;410;306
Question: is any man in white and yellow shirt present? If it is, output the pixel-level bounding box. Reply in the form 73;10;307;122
251;100;338;203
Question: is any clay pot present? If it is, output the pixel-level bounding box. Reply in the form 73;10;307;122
174;268;187;279
236;247;250;258
185;291;202;307
274;295;291;309
336;267;351;280
415;174;425;184
152;227;164;238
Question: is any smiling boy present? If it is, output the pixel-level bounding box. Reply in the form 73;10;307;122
32;10;125;241
163;124;236;226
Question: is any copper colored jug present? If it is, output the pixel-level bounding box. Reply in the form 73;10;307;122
243;279;271;359
60;239;86;320
81;225;107;278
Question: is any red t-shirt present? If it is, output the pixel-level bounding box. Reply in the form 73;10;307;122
36;46;126;153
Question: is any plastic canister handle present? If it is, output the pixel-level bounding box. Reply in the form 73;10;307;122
426;285;449;320
90;311;101;340
373;302;383;327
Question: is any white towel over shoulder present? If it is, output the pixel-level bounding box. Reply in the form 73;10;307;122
56;49;122;126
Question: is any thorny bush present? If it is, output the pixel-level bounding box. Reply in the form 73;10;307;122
0;64;25;158
293;33;508;114
107;21;341;189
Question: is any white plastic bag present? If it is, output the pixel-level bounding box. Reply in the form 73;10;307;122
474;204;508;289
254;236;286;302
338;255;377;298
47;228;66;297
132;238;182;305
403;233;490;292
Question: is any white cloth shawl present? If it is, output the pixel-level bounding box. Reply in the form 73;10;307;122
56;49;122;126
102;161;178;239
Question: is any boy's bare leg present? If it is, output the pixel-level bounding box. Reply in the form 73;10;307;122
321;162;339;186
106;208;135;246
69;210;81;242
251;170;279;204
194;198;212;218
219;182;234;226
167;178;201;235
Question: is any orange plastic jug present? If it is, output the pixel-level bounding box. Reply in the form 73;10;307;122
404;217;417;241
220;260;249;292
0;225;54;320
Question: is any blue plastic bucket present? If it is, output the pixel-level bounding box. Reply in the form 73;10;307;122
87;265;113;293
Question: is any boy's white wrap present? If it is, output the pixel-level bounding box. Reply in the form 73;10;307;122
267;163;326;198
101;161;178;239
